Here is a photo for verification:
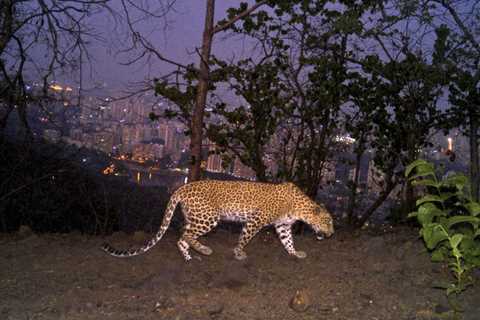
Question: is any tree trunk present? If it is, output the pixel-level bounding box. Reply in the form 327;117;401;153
403;141;417;218
347;150;363;224
0;103;14;139
0;0;14;56
354;175;397;228
189;0;215;182
469;111;479;201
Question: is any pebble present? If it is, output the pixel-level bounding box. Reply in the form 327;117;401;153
18;225;33;237
289;289;311;312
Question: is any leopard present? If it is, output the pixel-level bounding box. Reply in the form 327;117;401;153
102;180;334;261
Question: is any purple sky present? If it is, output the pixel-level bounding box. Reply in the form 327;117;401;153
88;1;256;90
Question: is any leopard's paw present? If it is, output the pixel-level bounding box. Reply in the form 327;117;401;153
233;248;247;260
198;245;213;256
294;251;307;259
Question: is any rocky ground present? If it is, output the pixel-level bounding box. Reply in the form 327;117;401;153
1;225;479;320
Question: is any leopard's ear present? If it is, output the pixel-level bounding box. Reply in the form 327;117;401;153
283;182;297;189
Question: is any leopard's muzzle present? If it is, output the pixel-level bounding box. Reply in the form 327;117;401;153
316;231;333;241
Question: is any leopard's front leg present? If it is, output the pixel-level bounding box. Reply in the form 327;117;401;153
274;223;307;259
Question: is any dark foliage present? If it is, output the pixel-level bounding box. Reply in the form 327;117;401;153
0;140;170;234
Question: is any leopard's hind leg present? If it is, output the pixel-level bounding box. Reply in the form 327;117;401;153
178;207;219;260
233;218;263;260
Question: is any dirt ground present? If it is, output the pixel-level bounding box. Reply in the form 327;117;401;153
1;226;479;320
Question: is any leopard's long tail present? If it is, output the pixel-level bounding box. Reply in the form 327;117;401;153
101;194;180;257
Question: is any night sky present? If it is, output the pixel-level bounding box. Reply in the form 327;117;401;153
88;1;255;90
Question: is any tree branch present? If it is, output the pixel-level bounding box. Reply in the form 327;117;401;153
213;0;267;34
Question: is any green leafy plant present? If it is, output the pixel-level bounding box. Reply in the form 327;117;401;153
406;159;480;302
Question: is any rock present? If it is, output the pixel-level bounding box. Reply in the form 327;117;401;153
153;296;175;311
18;225;33;237
207;302;224;316
415;308;434;320
289;289;312;312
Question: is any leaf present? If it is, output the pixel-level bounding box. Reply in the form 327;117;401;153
474;229;480;239
411;179;439;188
422;224;448;250
450;234;463;249
442;174;468;190
446;285;461;296
408;212;418;218
432;281;451;290
405;159;433;178
431;248;446;262
416;195;443;206
417;202;445;225
465;202;480;216
446;216;480;229
439;192;457;202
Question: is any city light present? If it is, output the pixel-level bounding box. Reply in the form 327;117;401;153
49;84;63;91
334;135;356;144
102;164;116;175
49;84;73;92
447;137;453;151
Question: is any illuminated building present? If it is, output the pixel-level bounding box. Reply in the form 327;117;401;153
206;144;224;173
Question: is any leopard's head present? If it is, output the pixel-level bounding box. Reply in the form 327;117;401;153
306;206;334;240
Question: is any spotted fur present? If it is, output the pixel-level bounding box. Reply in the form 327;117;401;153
102;180;334;261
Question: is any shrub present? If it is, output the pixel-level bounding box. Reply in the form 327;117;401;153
406;159;480;305
0;141;170;234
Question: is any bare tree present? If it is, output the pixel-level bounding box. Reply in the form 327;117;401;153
0;0;111;139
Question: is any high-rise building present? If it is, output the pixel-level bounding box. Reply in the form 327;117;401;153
206;144;223;173
93;131;114;153
158;123;177;154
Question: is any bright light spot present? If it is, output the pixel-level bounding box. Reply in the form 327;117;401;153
49;84;63;91
447;137;453;151
334;135;356;144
